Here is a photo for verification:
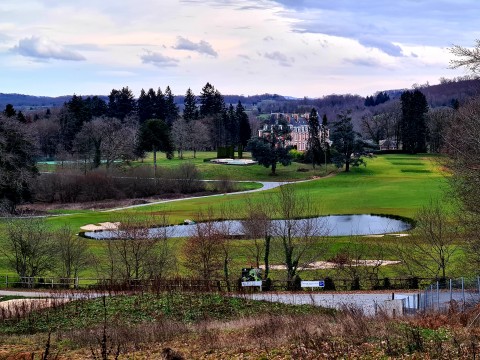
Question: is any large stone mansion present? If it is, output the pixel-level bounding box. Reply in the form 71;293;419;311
258;112;330;151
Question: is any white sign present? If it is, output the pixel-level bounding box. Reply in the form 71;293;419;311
301;280;325;288
241;281;262;287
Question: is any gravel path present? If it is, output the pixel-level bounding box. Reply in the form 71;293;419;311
101;180;292;212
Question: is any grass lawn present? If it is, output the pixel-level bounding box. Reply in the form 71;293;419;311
39;150;334;181
117;153;447;222
0;153;454;280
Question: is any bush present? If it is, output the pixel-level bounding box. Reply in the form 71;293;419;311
383;277;392;290
351;277;361;290
323;277;336;291
289;149;305;162
407;277;419;289
262;278;272;291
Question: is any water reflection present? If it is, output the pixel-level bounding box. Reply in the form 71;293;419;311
83;214;411;240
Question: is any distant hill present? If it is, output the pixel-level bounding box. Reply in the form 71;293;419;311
2;78;479;112
0;94;108;110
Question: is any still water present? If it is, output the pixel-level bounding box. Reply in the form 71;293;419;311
83;214;411;239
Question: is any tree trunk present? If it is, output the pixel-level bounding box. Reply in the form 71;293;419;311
271;161;277;175
264;235;271;279
224;257;231;292
153;145;157;179
345;159;350;172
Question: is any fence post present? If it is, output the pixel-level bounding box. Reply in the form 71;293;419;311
424;288;428;311
430;284;434;309
477;276;480;296
462;277;465;307
450;278;453;303
5;274;7;288
436;281;440;310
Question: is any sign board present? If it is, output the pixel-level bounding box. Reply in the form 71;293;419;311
301;280;325;288
241;281;262;287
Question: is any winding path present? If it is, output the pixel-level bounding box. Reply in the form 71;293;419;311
101;180;292;212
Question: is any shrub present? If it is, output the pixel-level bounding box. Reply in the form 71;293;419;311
351;277;361;290
323;277;336;291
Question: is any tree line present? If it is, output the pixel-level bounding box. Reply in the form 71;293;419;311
0;82;252;213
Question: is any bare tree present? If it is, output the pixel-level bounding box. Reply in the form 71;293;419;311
182;209;224;281
271;185;329;284
240;195;273;278
54;224;92;280
189;120;211;158
443;97;480;266
331;238;387;290
426;107;455;153
3;219;57;284
450;39;480;74
392;199;459;280
107;214;175;283
171;118;189;159
73;117;136;170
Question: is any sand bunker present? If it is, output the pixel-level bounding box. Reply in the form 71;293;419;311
80;222;120;232
260;260;401;270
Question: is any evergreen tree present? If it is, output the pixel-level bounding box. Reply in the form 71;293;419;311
226;103;237;147
331;111;364;172
3;104;16;118
236;101;251;159
16;111;27;123
136;119;174;178
137;88;156;124
183;88;197;122
164;86;179;126
85;96;108;118
306;108;323;169
60;94;90;151
154;88;166;121
0;117;38;213
199;82;217;117
400;90;428;154
108;87;136;120
364;96;375;107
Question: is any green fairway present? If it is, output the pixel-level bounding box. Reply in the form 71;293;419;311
33;153;448;229
0;153;452;281
113;153;447;222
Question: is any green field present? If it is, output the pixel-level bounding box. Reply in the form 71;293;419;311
0;153;453;280
38;153;447;229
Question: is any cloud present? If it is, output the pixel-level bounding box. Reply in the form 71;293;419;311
140;50;179;67
343;57;383;68
263;36;274;42
11;36;85;61
264;51;294;67
173;36;218;57
358;37;403;57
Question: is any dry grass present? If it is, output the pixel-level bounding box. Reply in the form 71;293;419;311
3;295;480;359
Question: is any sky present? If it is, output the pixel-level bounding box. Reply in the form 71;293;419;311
0;0;478;98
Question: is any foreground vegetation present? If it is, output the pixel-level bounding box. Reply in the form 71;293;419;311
1;292;480;359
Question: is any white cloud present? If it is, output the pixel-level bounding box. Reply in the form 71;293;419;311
264;51;294;67
11;36;85;61
173;36;218;57
140;50;179;67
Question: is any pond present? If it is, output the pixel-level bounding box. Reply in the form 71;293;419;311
82;214;412;240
